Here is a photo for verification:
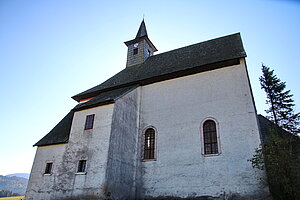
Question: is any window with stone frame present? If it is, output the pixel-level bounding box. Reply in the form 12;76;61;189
84;114;95;130
44;162;53;174
203;120;218;154
143;128;155;160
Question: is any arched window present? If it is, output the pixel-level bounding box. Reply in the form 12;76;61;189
143;128;155;160
203;120;218;155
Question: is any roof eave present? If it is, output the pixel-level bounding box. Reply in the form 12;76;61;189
72;58;243;102
33;141;68;147
72;81;139;102
73;33;245;102
72;99;115;112
124;36;158;52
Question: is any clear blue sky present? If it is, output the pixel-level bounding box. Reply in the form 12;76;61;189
0;0;299;175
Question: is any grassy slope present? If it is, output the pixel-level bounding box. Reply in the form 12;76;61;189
0;197;25;200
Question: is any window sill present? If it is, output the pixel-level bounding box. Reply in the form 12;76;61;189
75;172;87;175
203;153;221;157
142;158;156;162
83;129;93;133
44;173;52;176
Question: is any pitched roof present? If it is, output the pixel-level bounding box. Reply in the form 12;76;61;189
34;111;74;147
73;85;138;111
257;114;273;142
34;86;138;146
257;114;300;143
73;33;246;102
35;33;247;147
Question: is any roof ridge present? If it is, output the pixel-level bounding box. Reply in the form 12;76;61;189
72;32;246;102
151;32;241;58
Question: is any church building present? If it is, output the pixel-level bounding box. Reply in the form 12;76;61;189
26;21;270;200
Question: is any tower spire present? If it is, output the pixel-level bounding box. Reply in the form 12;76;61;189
135;20;148;39
124;20;157;68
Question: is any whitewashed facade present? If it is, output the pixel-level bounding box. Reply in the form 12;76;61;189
26;21;270;200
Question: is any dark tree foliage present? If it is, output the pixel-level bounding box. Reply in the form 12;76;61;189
260;64;300;135
0;189;21;197
253;133;300;200
250;64;300;200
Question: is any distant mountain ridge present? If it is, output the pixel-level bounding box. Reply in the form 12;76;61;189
6;173;29;179
0;175;28;195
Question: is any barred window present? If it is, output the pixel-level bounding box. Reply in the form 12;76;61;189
77;160;86;173
144;128;155;160
44;162;53;174
84;114;95;130
203;120;218;154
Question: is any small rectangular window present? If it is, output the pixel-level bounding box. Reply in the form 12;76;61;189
84;114;95;130
77;160;87;173
44;162;53;174
133;48;138;55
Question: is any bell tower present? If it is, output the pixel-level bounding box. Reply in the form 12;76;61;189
124;20;157;67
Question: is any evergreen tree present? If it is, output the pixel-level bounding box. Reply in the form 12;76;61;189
250;64;300;200
0;190;21;197
260;64;300;135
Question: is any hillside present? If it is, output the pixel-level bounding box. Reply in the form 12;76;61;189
0;176;28;195
5;174;29;180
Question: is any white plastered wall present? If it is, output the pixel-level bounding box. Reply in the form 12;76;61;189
26;144;67;200
66;104;114;198
138;59;268;198
26;104;115;200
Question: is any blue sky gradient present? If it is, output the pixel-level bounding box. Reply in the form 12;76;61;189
0;0;299;175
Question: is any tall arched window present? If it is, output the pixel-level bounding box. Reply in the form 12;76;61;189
143;128;155;160
203;120;218;155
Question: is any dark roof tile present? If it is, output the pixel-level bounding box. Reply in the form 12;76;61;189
35;33;247;146
34;86;138;146
73;85;138;111
34;111;74;146
73;33;246;101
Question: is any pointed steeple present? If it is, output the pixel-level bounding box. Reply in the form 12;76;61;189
135;20;148;39
124;20;157;67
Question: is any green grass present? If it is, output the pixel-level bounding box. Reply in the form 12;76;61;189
0;196;25;200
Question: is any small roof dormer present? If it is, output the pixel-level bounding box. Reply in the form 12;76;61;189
124;20;157;67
